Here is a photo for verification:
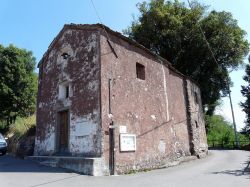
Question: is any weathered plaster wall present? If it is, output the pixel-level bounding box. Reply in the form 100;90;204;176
186;79;208;158
100;32;195;174
35;24;207;175
35;28;102;156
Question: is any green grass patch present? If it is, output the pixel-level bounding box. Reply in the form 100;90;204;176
8;115;36;139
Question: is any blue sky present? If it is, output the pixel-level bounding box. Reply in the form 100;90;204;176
0;0;249;130
0;0;144;61
199;0;250;130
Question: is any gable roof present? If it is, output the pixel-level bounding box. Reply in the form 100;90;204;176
38;23;187;79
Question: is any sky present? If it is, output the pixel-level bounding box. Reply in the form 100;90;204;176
0;0;249;130
198;0;250;130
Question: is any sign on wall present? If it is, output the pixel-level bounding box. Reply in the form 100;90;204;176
120;134;136;152
119;126;127;134
75;120;95;136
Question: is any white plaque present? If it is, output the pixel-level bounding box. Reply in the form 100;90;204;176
75;121;94;136
119;126;127;134
120;134;136;151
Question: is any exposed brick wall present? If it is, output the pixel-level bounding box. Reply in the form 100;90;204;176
35;29;102;157
100;31;205;174
35;25;207;175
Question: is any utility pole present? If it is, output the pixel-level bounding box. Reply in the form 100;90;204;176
187;0;240;148
227;82;240;148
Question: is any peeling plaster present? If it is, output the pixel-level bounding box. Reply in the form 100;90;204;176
34;125;56;155
150;115;156;121
69;109;101;155
36;28;101;157
35;25;207;175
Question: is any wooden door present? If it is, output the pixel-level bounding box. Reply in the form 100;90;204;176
59;111;69;152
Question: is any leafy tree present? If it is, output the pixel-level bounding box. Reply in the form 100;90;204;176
241;59;250;136
206;115;235;143
0;44;37;130
125;0;249;114
205;115;249;147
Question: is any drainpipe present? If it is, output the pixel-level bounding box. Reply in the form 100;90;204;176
108;78;115;175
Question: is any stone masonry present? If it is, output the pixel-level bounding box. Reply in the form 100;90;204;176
35;24;208;175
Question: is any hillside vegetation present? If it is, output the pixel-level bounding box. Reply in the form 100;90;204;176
206;115;249;148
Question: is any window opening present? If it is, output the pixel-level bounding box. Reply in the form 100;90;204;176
195;121;199;128
136;63;145;80
65;85;69;98
59;82;70;99
194;91;198;104
61;52;70;59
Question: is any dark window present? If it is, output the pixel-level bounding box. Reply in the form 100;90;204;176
61;52;69;59
195;91;198;104
65;85;69;98
136;63;145;80
195;121;199;128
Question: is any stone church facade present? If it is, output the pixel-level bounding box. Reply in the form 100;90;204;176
34;24;208;175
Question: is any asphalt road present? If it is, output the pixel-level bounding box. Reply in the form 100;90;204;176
0;150;249;187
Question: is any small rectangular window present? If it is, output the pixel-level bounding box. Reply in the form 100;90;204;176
136;63;145;80
194;91;198;104
195;120;199;128
65;85;69;98
59;82;70;100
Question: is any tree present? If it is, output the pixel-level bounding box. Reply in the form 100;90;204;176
0;44;37;129
241;59;250;136
125;0;249;114
205;115;249;147
206;115;235;144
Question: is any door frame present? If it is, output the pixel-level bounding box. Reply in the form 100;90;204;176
56;109;70;154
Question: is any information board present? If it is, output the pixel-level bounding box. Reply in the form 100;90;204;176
120;134;136;151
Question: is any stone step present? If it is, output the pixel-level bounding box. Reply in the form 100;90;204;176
39;160;58;167
26;156;108;176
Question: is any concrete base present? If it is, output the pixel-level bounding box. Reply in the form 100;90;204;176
26;156;108;176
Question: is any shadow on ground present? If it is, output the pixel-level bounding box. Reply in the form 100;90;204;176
0;155;69;173
211;156;250;179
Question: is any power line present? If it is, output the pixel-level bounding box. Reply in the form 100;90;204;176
187;0;219;68
89;0;118;58
89;0;117;174
187;0;239;148
90;0;110;40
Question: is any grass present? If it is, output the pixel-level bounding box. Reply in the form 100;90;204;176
5;115;36;156
7;115;36;139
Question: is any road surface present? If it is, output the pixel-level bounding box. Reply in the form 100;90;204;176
0;150;249;187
